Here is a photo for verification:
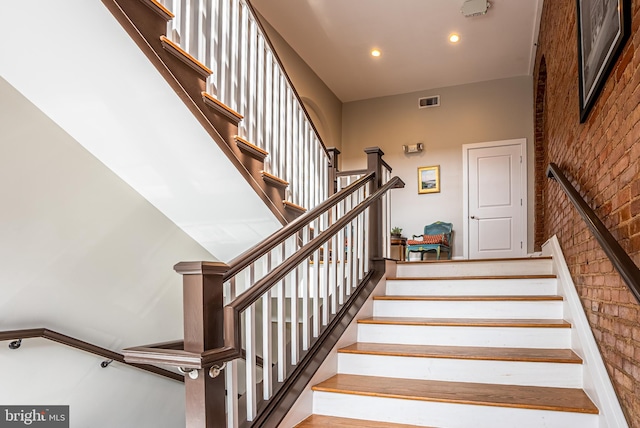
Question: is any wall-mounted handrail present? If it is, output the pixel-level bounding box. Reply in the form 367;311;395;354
547;162;640;304
0;328;183;382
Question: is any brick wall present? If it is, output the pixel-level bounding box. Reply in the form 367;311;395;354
535;1;640;425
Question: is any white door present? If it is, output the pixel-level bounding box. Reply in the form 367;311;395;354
464;139;526;259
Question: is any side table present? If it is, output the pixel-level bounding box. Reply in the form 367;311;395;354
390;237;407;261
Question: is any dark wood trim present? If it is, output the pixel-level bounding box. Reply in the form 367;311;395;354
547;162;640;304
159;35;213;78
225;177;404;317
337;169;368;177
251;259;387;428
283;200;307;214
234;136;267;161
223;173;374;280
140;0;174;19
261;171;289;188
202;92;244;125
122;172;382;368
103;0;289;226
0;328;182;382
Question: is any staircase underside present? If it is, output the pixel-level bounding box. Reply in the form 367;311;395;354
0;0;282;262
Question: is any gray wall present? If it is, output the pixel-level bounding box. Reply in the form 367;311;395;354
0;77;218;426
341;76;535;256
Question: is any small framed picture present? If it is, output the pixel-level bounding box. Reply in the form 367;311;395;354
418;165;440;194
577;0;630;122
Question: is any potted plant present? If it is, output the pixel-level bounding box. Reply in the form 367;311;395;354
391;227;403;239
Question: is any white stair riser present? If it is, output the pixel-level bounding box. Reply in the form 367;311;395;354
357;324;571;349
386;278;557;296
397;259;553;277
312;392;598;428
337;353;583;388
373;300;563;319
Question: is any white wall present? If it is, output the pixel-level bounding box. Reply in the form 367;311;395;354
341;77;535;256
0;77;219;427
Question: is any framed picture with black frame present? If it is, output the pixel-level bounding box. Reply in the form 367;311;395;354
577;0;630;123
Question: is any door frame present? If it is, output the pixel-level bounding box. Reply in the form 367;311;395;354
462;138;528;259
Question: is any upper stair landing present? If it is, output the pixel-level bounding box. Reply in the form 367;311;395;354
0;0;281;261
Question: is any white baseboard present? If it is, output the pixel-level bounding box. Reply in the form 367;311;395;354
542;235;628;428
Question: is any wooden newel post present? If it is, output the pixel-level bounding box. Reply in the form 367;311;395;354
365;147;384;260
174;261;230;428
327;147;341;195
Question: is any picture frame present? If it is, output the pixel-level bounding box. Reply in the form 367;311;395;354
577;0;630;123
418;165;440;194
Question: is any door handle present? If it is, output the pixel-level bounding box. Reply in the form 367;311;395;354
470;215;479;220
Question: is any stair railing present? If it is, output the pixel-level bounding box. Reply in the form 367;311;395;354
158;0;329;211
547;163;640;304
122;148;404;427
0;328;182;382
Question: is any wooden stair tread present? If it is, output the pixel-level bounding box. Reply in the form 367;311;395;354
373;295;563;301
312;374;598;414
159;36;213;78
261;170;289;188
387;275;556;280
397;256;552;265
358;317;572;328
234;135;268;160
202;93;243;124
283;200;307;213
338;343;582;364
295;415;426;427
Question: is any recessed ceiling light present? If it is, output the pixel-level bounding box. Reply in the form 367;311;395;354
371;49;381;57
449;34;460;43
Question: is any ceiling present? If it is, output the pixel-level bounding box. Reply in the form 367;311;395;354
251;0;544;102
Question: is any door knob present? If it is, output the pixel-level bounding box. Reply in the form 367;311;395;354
470;215;479;220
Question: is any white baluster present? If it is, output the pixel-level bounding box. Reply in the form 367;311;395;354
244;303;257;421
301;226;311;351
261;289;272;400
225;359;239;428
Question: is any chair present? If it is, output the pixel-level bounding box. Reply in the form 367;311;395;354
406;221;453;260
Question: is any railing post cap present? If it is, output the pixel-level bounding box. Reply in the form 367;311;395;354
174;261;230;275
326;147;341;155
364;147;384;156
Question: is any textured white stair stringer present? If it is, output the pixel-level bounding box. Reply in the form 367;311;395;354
312;391;599;428
543;236;628;428
337;352;583;388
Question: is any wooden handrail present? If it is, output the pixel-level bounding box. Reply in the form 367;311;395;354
0;328;183;382
547;162;640;304
123;176;405;368
212;176;404;366
223;172;375;280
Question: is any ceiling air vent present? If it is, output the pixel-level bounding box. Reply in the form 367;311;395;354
418;95;440;109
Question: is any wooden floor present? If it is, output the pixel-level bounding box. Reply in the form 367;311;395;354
358;317;572;328
338;342;583;364
295;415;427;427
386;274;557;280
312;374;599;414
373;295;563;301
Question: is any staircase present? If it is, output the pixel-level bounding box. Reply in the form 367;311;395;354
296;257;600;428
